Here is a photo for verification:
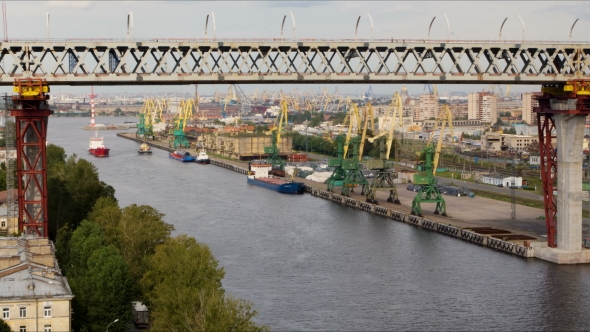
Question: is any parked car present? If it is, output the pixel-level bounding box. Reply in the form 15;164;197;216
497;184;504;187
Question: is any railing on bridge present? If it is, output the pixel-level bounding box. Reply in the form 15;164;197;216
1;39;589;85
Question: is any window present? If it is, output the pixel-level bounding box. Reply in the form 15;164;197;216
19;307;26;318
44;325;51;332
44;306;51;317
19;327;26;332
0;221;5;228
2;308;8;319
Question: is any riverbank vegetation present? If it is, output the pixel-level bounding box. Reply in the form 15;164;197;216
46;144;267;331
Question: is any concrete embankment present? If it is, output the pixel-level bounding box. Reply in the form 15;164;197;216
117;132;536;259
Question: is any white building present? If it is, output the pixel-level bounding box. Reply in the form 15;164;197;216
468;92;497;123
480;174;523;187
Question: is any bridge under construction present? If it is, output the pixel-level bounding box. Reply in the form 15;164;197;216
0;38;589;85
3;37;590;263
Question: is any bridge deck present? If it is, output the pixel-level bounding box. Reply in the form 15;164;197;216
1;39;589;85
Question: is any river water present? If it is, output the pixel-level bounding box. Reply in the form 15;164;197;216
48;117;590;331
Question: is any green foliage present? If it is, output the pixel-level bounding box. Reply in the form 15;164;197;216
0;318;10;332
309;111;324;127
255;125;269;134
89;199;174;288
68;220;132;332
329;111;347;125
461;132;481;140
290;110;312;124
288;132;336;156
47;153;117;239
499;111;512;117
504;127;517;134
141;235;268;331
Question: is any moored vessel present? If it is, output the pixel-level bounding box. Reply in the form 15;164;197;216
138;143;152;155
195;150;210;164
89;136;110;157
247;162;305;194
169;150;195;162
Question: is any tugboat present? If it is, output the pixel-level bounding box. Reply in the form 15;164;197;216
169;150;196;162
138;142;152;155
195;150;210;164
89;136;110;157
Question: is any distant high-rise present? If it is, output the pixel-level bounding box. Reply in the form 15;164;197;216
521;92;542;125
468;92;497;123
419;94;439;120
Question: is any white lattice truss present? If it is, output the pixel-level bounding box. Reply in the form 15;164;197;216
1;39;589;85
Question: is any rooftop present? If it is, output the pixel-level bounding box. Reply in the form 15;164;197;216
0;235;73;300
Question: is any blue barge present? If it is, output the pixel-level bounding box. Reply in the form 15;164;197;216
169;151;196;162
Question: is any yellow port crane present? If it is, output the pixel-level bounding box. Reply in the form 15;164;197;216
358;102;375;161
343;102;361;158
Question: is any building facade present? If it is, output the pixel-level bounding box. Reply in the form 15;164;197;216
468;92;497;123
0;236;73;332
521;92;542;125
482;132;538;152
419;94;439;120
200;133;293;160
480;174;523;187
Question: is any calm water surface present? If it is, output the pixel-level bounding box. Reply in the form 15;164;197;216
48;117;590;331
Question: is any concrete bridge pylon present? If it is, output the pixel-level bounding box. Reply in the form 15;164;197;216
534;81;590;264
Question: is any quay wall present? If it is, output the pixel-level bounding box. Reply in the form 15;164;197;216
117;133;535;259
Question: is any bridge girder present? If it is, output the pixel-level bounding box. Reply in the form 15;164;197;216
0;40;589;85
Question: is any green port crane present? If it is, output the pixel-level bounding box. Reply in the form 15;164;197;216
341;135;369;197
170;99;193;148
365;92;404;204
136;98;153;138
410;104;454;217
326;134;347;192
264;97;289;170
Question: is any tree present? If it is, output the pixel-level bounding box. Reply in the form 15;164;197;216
68;220;133;332
141;235;267;331
0;318;10;332
85;245;133;332
113;107;123;116
48;154;117;235
89;200;174;286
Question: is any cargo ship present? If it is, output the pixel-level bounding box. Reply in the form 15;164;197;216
247;163;305;194
138;143;152;155
89;136;110;157
169;150;195;162
195;150;210;164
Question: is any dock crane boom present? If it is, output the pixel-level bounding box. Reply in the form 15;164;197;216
358;102;375;161
410;103;454;217
365;92;403;204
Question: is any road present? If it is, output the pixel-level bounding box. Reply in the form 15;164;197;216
434;177;543;200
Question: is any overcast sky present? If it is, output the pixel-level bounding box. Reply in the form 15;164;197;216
1;1;587;97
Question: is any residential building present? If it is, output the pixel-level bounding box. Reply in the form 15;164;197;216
0;189;18;236
522;92;542;125
0;236;73;332
0;148;17;165
468;92;497;123
419;94;439;120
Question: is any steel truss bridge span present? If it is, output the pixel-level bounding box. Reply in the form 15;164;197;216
2;39;590;85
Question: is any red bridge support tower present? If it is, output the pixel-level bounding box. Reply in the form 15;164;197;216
10;79;52;237
534;80;590;249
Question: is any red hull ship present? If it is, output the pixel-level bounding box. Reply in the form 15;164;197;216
89;136;110;157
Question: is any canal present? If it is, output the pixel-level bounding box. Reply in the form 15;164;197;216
48;117;590;331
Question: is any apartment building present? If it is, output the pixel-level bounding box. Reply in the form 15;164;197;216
0;236;73;332
522;92;542;125
419;94;439;120
468;92;497;123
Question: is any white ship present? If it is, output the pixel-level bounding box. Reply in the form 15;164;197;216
195;150;210;164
